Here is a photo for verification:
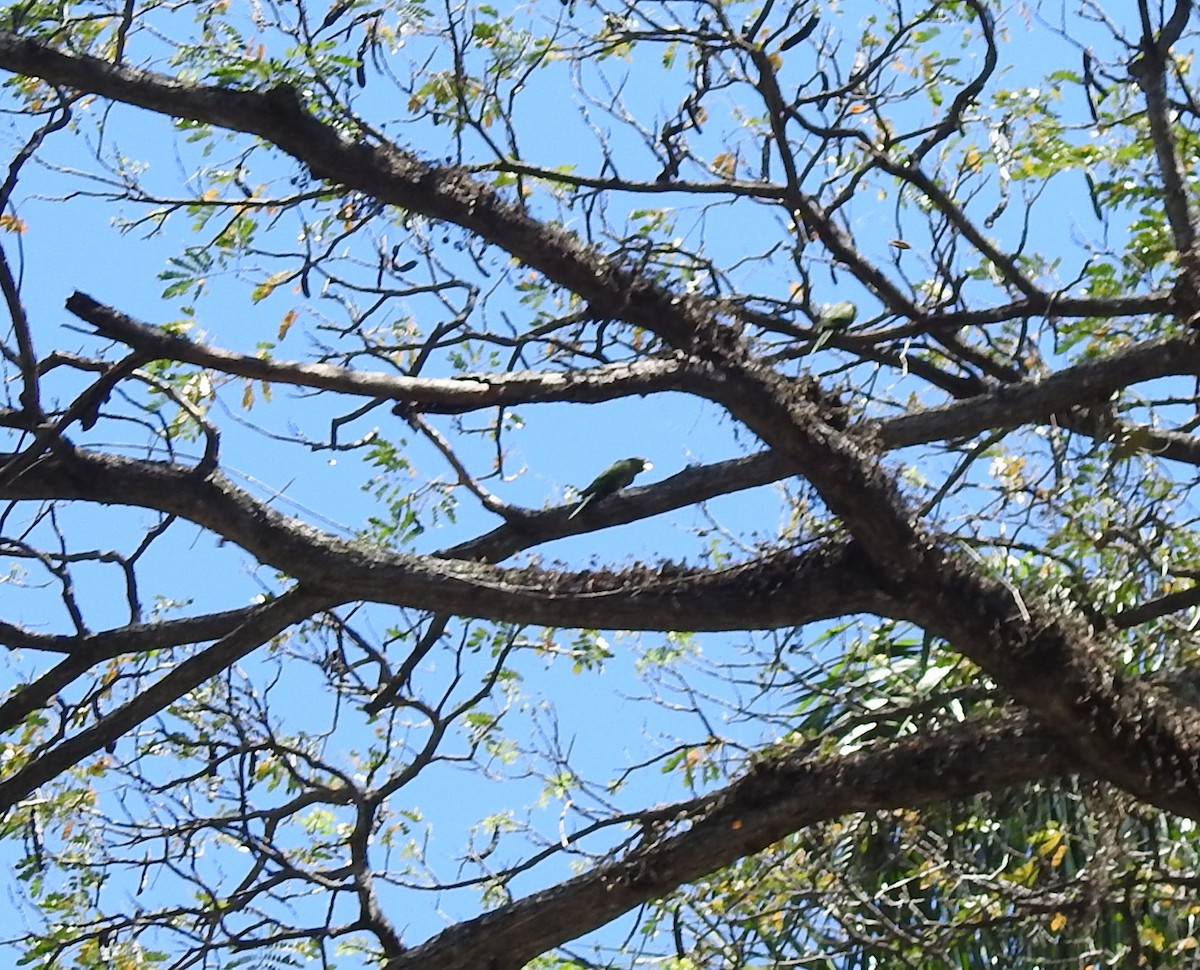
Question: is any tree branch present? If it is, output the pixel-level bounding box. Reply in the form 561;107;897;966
67;292;701;414
387;710;1070;970
0;447;896;629
0;585;334;814
2;28;1198;820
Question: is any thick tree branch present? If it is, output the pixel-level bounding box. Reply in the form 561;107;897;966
70;295;1200;457
1129;0;1195;255
2;31;1198;820
0;447;895;629
387;710;1071;970
877;332;1200;450
395;656;1200;970
0;604;270;735
0;605;260;657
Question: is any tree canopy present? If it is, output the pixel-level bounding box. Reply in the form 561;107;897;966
3;0;1200;966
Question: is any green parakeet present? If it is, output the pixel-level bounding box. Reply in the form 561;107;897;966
568;457;653;519
818;301;858;328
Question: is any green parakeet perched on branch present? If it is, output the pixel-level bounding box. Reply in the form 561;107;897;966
818;301;858;328
568;457;653;519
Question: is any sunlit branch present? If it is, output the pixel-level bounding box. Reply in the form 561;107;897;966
67;291;700;413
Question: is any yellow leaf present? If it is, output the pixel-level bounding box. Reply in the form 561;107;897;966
251;270;291;304
1143;925;1166;951
1036;828;1063;857
711;152;737;179
1049;912;1067;932
0;213;26;234
1010;858;1037;886
278;308;297;340
849;103;868;114
242;382;255;410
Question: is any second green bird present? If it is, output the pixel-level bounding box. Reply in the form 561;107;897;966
569;457;653;519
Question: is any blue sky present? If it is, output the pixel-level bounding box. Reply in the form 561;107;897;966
0;0;1150;964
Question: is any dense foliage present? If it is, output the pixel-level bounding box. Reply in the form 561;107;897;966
3;0;1200;967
